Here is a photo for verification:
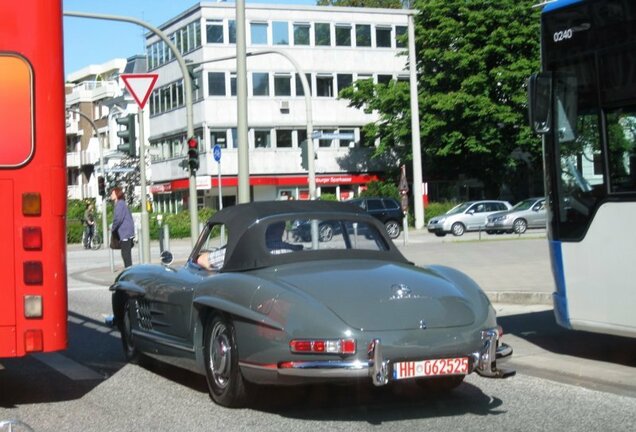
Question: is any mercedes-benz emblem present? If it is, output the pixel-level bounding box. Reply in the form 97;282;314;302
390;283;412;299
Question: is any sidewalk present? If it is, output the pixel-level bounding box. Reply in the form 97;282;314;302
70;228;554;305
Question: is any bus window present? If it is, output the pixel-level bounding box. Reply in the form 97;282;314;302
607;108;636;193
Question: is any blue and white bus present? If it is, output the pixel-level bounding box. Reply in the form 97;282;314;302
528;0;636;338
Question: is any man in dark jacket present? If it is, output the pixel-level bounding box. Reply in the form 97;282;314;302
110;187;135;268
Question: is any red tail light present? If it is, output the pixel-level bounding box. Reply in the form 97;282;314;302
24;261;43;285
24;329;43;352
23;227;42;250
290;338;356;355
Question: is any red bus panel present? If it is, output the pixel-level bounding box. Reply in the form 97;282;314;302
0;0;67;358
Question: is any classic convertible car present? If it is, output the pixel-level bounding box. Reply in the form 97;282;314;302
110;201;514;407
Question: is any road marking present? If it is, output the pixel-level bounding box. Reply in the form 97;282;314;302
69;285;109;292
33;352;103;381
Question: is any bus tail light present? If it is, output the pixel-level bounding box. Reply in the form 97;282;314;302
24;295;43;318
24;329;43;352
23;227;42;250
290;338;356;355
23;261;43;285
22;192;41;216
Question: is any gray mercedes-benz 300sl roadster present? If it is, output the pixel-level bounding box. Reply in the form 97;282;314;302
110;200;514;407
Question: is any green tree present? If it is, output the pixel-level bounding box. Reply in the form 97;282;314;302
317;0;408;7
341;0;542;198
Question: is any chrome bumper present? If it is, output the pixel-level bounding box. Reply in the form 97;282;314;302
276;330;515;385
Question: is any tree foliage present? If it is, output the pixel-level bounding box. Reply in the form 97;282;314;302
340;0;542;198
317;0;409;8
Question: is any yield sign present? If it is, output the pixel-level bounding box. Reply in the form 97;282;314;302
121;73;158;110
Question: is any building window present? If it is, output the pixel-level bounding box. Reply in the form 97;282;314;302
316;75;334;97
250;22;268;45
206;20;224;44
357;74;372;82
396;25;407;48
377;74;392;85
298;129;307;148
293;23;310;45
230;72;237;96
272;21;289;45
210;130;228;149
296;73;312;96
335;25;351;46
274;74;292;97
254;130;271;148
252;72;269;96
336;74;353;94
229;20;236;44
314;23;331;46
338;129;355;147
277;129;293;148
208;72;226;96
356;24;371;47
318;129;335;147
376;26;392;48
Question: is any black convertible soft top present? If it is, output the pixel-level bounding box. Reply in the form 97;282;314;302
196;200;410;272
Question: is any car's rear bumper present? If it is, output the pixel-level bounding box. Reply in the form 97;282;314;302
240;329;514;385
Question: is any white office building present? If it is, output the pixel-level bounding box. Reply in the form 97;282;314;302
146;2;411;212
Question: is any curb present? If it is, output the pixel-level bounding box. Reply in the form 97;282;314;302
485;291;553;306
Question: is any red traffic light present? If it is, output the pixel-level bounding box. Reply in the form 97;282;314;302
187;137;198;149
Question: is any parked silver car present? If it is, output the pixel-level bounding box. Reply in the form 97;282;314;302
485;197;547;234
427;200;512;237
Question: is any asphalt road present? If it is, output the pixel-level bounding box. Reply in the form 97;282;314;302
2;231;636;431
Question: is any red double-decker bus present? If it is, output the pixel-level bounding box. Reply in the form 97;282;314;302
0;0;67;357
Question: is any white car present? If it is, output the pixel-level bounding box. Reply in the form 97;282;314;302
427;200;512;236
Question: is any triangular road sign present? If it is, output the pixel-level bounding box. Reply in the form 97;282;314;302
121;73;158;110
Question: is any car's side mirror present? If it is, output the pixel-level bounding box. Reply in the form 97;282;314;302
528;72;553;134
467;209;475;215
160;250;173;266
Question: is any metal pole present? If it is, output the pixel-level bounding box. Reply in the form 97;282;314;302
138;107;150;262
408;14;425;229
236;0;250;203
64;11;198;245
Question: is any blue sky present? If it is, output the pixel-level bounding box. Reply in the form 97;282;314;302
63;0;316;77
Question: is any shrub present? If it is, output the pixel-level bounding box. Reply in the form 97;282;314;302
425;201;458;223
360;180;399;201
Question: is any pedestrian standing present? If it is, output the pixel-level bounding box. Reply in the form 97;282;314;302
110;187;135;268
83;203;96;249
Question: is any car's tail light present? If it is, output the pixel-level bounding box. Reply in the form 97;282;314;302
290;338;356;355
23;227;42;250
23;261;43;285
24;329;43;352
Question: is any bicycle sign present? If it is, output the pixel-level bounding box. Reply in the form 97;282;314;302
213;144;222;162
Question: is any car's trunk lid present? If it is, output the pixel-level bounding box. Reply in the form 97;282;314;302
266;260;475;331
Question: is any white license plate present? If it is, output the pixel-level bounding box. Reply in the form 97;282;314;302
393;357;469;380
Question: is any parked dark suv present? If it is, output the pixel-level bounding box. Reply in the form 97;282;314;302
347;197;404;239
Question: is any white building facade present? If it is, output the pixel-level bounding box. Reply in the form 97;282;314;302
146;2;411;212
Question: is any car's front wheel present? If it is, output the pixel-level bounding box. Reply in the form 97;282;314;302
319;224;334;242
204;314;249;408
384;220;401;239
513;218;528;234
451;222;466;236
120;297;141;363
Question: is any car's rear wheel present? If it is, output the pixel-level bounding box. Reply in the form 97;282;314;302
204;314;249;408
513;218;528;234
451;222;466;236
434;232;446;237
417;375;465;393
385;220;401;239
120;297;141;363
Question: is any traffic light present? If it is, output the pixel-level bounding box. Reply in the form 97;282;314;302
116;114;137;157
97;176;106;197
187;137;199;172
300;140;309;170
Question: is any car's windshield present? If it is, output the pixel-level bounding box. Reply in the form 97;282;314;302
446;202;473;215
511;199;536;211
